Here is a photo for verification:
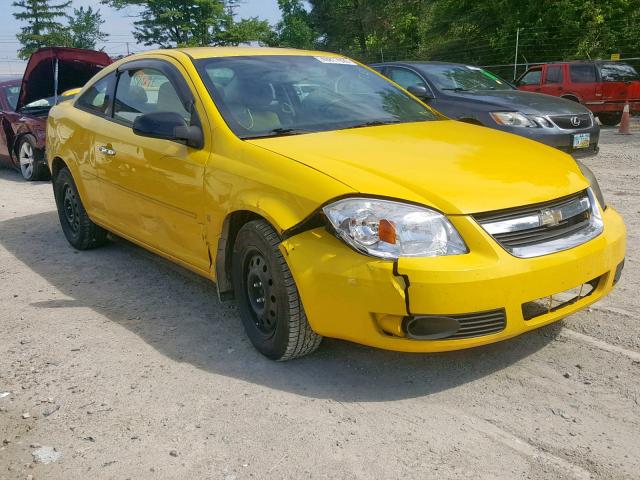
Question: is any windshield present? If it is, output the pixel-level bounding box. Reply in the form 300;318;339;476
3;85;20;111
422;65;514;92
598;63;639;82
194;55;439;139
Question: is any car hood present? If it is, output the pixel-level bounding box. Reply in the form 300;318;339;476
247;120;589;215
451;89;591;115
17;47;112;111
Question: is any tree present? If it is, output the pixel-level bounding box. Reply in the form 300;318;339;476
66;6;109;49
101;0;275;47
273;0;316;49
12;0;71;59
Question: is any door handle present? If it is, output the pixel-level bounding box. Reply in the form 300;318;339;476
97;145;116;156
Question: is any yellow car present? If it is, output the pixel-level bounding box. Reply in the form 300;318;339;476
46;48;626;360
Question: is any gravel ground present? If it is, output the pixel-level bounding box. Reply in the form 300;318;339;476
0;124;639;480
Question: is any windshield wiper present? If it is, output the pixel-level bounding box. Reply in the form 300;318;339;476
341;120;402;130
243;127;313;139
441;87;471;92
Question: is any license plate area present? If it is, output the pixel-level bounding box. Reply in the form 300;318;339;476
522;275;601;320
573;133;590;149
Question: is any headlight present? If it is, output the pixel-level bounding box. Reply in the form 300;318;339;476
576;161;606;209
322;198;467;259
490;111;536;127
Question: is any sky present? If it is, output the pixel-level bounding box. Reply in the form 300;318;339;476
0;0;282;77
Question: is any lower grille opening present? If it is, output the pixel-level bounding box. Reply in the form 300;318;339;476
522;276;601;320
403;309;506;340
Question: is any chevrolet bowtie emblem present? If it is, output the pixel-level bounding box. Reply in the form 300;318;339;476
539;208;563;227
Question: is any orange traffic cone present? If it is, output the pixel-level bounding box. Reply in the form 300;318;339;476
617;103;631;135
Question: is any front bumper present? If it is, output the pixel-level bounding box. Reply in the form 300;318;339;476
496;124;600;158
281;207;625;352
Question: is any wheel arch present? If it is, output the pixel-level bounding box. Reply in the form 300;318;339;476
49;155;92;211
561;93;581;103
50;156;69;180
215;209;270;301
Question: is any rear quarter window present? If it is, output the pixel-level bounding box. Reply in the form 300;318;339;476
598;63;639;82
569;64;597;83
76;73;115;115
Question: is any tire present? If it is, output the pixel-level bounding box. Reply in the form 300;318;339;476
598;112;622;127
231;219;322;360
16;135;50;181
53;167;108;250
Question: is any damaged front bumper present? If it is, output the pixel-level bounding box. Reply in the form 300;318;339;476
280;207;626;353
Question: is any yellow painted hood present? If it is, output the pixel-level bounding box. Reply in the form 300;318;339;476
248;120;589;215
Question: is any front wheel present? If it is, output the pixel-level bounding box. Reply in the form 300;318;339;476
17;135;50;181
598;112;622;127
53;167;108;250
231;219;322;361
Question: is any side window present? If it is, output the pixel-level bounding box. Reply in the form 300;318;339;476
545;66;563;84
570;64;597;83
518;69;542;86
387;68;427;90
76;73;115;115
114;68;190;125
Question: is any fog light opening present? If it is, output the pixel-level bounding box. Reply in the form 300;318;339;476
402;316;461;340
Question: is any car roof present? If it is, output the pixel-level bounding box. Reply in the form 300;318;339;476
373;60;472;68
143;47;346;60
529;60;634;66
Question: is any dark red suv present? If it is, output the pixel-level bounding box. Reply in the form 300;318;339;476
517;61;640;126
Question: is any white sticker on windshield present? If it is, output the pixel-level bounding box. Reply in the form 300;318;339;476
314;56;356;65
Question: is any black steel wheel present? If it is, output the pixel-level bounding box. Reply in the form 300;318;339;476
53;167;108;250
232;219;322;360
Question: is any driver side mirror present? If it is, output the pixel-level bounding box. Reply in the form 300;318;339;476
407;85;433;100
133;111;203;149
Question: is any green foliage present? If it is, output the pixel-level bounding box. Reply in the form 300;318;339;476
13;0;108;58
279;0;640;74
273;0;316;49
66;6;109;50
12;0;71;59
101;0;275;47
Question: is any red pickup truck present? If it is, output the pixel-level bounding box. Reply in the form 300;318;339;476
517;61;640;126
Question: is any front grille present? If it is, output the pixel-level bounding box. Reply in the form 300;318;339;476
474;190;602;258
445;309;506;339
550;113;592;129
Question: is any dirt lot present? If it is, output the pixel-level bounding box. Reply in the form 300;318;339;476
0;124;639;480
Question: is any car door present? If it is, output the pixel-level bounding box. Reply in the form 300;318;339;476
72;71;117;214
542;64;565;96
517;66;543;93
568;64;600;103
95;58;211;272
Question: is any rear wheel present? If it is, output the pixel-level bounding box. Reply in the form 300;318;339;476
53;167;108;250
598;112;622;127
17;135;50;181
231;219;322;360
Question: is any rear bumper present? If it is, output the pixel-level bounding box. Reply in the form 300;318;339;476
282;207;626;352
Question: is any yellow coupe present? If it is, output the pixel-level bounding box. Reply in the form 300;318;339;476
46;48;626;360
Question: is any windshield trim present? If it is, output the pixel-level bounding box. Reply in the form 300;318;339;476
192;55;442;140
